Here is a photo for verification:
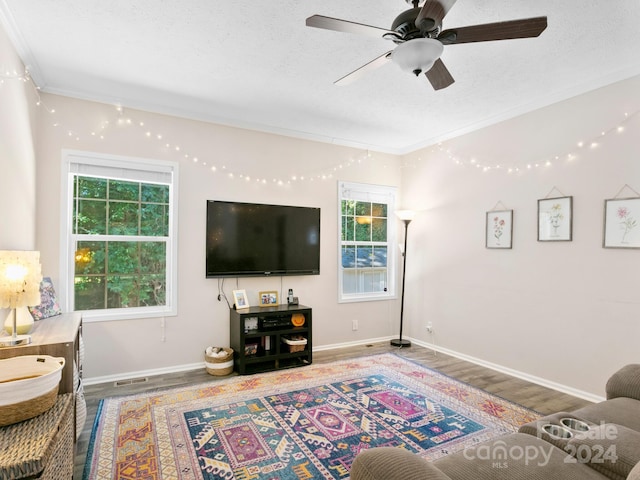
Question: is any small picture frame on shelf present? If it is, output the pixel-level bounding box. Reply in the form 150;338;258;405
259;291;278;306
538;196;573;242
603;197;640;248
244;342;258;356
232;289;250;310
244;317;259;333
486;210;513;249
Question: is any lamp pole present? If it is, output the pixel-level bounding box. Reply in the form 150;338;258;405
391;217;412;348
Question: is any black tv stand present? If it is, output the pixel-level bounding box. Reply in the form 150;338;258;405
229;304;312;375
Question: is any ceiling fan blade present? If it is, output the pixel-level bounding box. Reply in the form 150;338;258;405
425;58;454;90
415;0;458;32
334;51;393;86
306;15;396;39
438;16;547;45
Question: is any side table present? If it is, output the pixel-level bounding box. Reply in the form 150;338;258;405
0;313;84;441
0;394;74;480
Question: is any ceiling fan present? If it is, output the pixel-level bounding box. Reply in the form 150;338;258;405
306;0;547;90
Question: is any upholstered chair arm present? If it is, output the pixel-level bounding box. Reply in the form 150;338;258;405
351;447;452;480
606;364;640;401
628;460;640;480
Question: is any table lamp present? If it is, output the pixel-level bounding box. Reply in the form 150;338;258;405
0;250;42;347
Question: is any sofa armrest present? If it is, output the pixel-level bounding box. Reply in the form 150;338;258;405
628;461;640;480
351;447;452;480
606;364;640;401
566;423;640;480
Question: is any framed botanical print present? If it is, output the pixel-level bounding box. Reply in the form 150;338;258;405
603;197;640;248
486;210;513;249
538;196;573;241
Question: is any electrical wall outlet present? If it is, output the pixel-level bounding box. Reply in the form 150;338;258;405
352;319;359;331
426;322;433;333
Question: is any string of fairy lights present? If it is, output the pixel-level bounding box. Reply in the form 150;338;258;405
1;66;376;186
408;109;637;175
91;105;380;186
2;65;638;181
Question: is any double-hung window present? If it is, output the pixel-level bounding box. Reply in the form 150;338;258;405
60;151;178;321
338;181;397;302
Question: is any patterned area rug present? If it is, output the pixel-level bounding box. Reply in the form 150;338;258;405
83;353;539;480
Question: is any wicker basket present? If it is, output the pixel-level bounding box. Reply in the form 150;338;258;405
282;335;307;353
0;393;74;480
205;347;234;376
0;355;65;427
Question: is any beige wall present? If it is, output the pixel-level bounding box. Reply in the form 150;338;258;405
401;75;640;397
2;19;638;397
0;24;38;323
34;94;402;380
0;24;38;249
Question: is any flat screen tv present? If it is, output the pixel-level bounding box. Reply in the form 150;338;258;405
206;200;321;277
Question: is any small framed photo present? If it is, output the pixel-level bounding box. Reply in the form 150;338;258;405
538;196;573;242
258;290;278;306
603;198;640;248
486;210;513;249
232;289;249;310
244;317;259;332
244;342;258;356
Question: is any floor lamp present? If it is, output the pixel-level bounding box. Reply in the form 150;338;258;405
391;210;415;348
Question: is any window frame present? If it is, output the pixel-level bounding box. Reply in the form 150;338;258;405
60;150;179;322
338;181;398;303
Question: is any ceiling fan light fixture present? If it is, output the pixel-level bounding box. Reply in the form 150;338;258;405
391;38;443;76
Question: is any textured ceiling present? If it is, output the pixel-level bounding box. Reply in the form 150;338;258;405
1;0;639;154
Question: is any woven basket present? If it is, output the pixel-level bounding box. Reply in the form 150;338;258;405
205;348;234;376
0;355;65;427
282;336;307;353
0;393;74;480
0;387;59;428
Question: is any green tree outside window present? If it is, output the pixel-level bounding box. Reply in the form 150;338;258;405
73;175;169;311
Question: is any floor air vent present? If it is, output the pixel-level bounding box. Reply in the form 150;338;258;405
115;377;148;387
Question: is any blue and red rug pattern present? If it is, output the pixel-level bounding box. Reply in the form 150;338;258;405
83;354;539;480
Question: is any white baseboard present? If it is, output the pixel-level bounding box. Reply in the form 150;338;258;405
408;337;605;404
84;336;606;403
83;337;395;386
312;336;394;352
83;338;394;386
83;362;204;387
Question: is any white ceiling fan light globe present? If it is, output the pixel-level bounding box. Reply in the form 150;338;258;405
391;38;444;76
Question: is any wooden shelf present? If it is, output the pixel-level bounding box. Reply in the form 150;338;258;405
230;304;312;375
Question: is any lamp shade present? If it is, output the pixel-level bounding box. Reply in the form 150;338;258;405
0;251;42;309
391;38;443;75
395;210;417;222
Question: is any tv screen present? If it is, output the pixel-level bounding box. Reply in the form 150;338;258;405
206;200;321;277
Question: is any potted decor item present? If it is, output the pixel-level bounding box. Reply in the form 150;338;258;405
204;347;234;376
0;355;65;426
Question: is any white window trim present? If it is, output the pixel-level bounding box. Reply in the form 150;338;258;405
338;181;398;303
60;149;179;322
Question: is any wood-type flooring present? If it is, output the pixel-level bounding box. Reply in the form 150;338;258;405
74;342;594;478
